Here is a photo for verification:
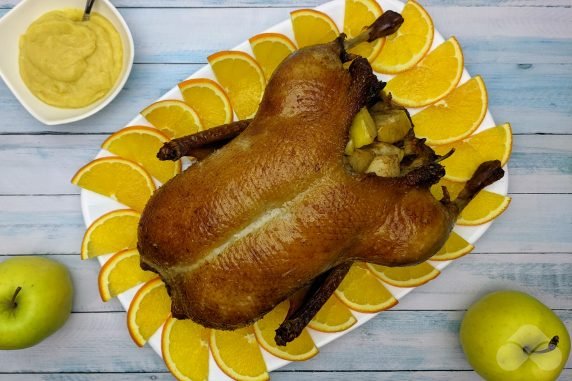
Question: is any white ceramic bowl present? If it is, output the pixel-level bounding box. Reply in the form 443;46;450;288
0;0;134;125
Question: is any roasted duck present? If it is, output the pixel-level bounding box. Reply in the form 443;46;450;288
138;11;504;345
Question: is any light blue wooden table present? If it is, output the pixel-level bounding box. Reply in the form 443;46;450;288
0;0;571;380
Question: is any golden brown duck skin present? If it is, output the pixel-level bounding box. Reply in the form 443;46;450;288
139;40;381;328
137;12;503;331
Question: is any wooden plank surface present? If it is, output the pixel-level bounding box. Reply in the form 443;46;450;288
100;7;572;65
0;310;569;373
4;371;572;381
0;7;570;65
0;0;570;8
0;135;569;195
1;194;570;255
0;253;569;313
0;64;200;134
1;63;571;135
0;0;570;379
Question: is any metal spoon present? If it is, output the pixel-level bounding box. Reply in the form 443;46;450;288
82;0;96;21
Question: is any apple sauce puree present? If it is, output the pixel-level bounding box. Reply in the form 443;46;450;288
19;9;123;108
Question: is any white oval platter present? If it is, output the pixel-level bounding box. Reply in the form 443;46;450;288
79;0;509;378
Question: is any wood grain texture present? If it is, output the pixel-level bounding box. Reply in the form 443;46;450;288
0;196;84;255
0;7;570;65
0;0;570;8
5;370;572;381
1;253;569;313
121;7;572;64
481;63;572;134
0;63;571;134
0;194;570;255
0;135;569;195
0;0;570;379
475;194;571;254
0;64;200;134
0;311;569;373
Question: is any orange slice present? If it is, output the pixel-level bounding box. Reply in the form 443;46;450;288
384;37;464;107
250;33;297;81
457;192;511;225
254;300;318;361
127;278;172;347
432;232;474;261
368;261;440;287
291;9;339;48
372;0;434;74
178;78;233;129
98;248;156;302
71;157;155;213
431;178;511;225
432;123;513;182
162;317;210;381
208;51;266;120
335;263;397;313
344;0;384;62
308;295;357;333
141;100;202;139
102;126;181;184
210;327;269;381
412;76;488;145
80;209;140;260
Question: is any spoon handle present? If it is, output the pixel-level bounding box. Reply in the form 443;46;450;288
82;0;96;21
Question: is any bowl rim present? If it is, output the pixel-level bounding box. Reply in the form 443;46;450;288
0;0;135;126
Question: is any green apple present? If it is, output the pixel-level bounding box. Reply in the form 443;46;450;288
460;290;570;381
0;256;73;350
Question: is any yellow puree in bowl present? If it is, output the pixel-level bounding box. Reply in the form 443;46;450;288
19;9;123;108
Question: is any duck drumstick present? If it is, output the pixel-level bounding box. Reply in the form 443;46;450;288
344;10;403;50
157;119;251;161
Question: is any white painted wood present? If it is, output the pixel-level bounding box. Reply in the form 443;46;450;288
0;63;201;134
0;0;570;379
0;135;569;195
8;370;571;381
1;253;569;313
287;310;572;372
508;135;572;194
0;312;166;373
1;7;569;65
0;194;570;255
0;371;501;381
479;63;572;135
398;252;572;311
122;7;572;64
0;196;84;255
431;6;572;40
0;311;569;373
1;0;570;8
1;63;571;134
0;135;106;195
474;194;572;254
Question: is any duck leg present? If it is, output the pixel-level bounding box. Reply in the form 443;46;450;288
157;119;251;161
344;10;403;51
451;160;505;210
275;262;352;346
